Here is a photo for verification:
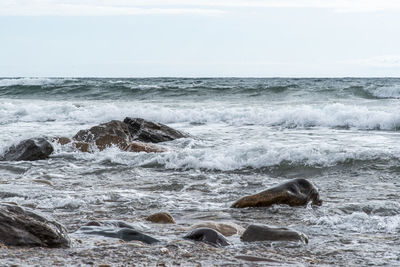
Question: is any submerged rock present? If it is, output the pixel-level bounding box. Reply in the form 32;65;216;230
0;203;70;247
0;138;54;161
184;228;230;247
76;221;160;244
231;178;322;208
146;212;176;224
123;117;188;143
189;221;244;237
240;224;308;244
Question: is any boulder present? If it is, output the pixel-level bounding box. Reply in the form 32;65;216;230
123;117;188;143
184;228;230;247
189;222;244;237
231;178;322;208
67;120;167;153
0;138;54;161
146;212;176;224
0;203;70;247
240;224;308;244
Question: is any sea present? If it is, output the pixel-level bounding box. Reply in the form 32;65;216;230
0;77;399;266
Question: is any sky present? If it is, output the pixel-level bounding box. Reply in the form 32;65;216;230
0;0;400;77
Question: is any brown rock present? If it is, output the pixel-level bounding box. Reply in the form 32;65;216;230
146;212;176;224
126;141;166;153
52;137;71;145
231;178;322;208
189;222;244;237
73;120;131;150
70;120;167;153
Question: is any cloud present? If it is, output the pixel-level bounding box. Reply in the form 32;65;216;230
1;0;400;16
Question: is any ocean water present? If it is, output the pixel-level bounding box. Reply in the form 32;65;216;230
1;77;400;265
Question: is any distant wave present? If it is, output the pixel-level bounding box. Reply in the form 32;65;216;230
2;77;400;100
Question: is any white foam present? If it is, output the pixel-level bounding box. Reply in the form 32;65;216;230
0;77;70;87
309;212;400;233
54;139;400;171
1;100;399;131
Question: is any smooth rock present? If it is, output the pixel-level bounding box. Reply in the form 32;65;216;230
189;222;244;237
76;226;160;244
146;212;176;224
240;224;308;244
123;117;188;143
126;141;166;153
184;228;230;247
231;178;322;208
0;138;54;161
0;203;70;247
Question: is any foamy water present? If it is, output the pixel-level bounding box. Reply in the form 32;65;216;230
1;77;399;265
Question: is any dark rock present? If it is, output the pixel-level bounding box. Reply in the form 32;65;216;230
146;212;176;224
76;226;160;244
84;220;136;229
184;228;230;247
240;224;308;243
0;203;70;247
231;178;322;208
0;138;53;161
123;117;188;143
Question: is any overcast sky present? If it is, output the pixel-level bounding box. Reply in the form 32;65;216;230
1;0;399;77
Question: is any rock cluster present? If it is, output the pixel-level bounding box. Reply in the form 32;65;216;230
0;117;188;160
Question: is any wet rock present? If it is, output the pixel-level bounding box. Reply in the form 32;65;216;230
184;228;230;247
126;141;166;153
231;178;322;208
123;117;188;143
146;212;176;224
189;221;244;237
0;138;54;161
70;120;166;152
52;137;72;145
240;224;308;244
76;226;160;244
0;203;70;247
73;120;132;151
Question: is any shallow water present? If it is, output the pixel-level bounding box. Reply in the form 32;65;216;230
1;78;400;265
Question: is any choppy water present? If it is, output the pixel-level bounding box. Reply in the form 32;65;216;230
1;77;400;265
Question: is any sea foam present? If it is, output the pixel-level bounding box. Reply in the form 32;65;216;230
1;100;399;131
